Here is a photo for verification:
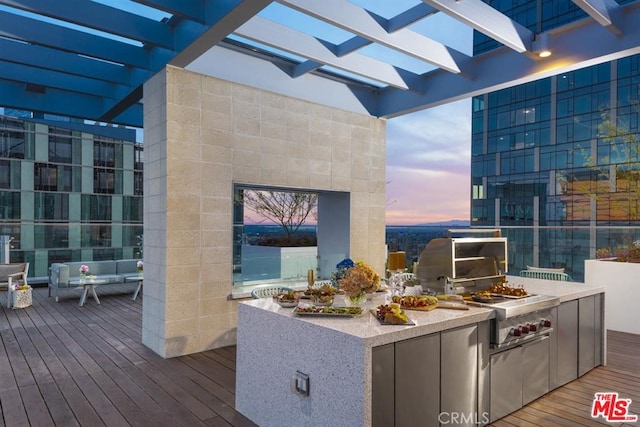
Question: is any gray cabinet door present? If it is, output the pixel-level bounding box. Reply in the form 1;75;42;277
553;300;578;388
522;336;550;404
578;294;604;375
594;293;603;367
441;324;478;427
372;344;395;427
579;295;596;376
395;333;440;427
490;346;523;422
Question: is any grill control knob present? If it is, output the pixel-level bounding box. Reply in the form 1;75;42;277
529;323;538;332
511;327;522;337
543;319;552;328
521;325;530;334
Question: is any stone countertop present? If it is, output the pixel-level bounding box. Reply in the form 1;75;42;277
241;278;605;348
243;294;495;348
506;276;605;303
236;279;606;427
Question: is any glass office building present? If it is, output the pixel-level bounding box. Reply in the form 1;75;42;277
0;111;143;281
471;1;640;280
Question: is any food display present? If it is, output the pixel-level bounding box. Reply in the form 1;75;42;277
471;290;494;303
274;290;299;307
304;283;338;305
311;293;334;306
293;305;363;317
487;282;528;297
373;303;412;325
391;295;439;311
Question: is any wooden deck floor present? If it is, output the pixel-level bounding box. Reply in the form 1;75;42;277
1;286;638;426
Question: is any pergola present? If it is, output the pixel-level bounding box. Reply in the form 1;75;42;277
1;0;639;127
3;0;640;360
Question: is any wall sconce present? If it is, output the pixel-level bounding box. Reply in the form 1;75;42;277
533;33;551;58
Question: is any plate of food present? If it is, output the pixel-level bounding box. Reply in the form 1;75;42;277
471;291;494;303
487;282;528;297
274;290;299;308
372;303;415;325
390;295;439;311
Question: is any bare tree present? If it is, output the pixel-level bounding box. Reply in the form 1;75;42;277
241;190;317;238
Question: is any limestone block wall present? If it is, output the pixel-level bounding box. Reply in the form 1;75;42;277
142;65;386;357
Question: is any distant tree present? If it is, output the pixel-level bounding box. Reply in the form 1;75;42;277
241;190;317;238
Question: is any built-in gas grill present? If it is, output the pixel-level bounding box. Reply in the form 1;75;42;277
416;230;560;421
416;229;508;295
415;229;559;349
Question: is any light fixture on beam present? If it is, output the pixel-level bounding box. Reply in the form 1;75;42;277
533;33;551;58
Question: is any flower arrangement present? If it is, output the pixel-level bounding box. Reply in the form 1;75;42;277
79;264;89;275
339;261;381;298
13;280;30;291
330;258;355;288
137;260;144;272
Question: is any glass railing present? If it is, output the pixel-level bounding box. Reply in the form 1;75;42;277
387;225;640;282
234;224;640;289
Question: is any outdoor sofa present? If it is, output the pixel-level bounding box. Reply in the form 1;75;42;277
48;259;141;302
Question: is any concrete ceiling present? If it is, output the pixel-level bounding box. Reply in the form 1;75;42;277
0;0;639;127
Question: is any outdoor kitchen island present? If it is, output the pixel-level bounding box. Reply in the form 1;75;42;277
235;278;605;427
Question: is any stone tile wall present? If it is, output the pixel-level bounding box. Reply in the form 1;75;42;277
143;66;386;357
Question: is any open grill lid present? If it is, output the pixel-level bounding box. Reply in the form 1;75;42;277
416;229;507;295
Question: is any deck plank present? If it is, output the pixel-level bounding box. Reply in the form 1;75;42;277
2;288;639;427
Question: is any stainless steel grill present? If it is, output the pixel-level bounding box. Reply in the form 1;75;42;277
415;229;507;295
415;230;559;348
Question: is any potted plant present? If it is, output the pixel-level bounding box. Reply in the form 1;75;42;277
137;260;143;277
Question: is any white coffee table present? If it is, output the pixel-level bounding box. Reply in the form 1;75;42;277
125;275;143;301
69;278;107;306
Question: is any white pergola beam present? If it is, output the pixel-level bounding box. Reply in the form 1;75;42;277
572;0;622;36
170;0;273;67
423;0;534;53
235;16;421;90
278;0;471;75
377;3;640;117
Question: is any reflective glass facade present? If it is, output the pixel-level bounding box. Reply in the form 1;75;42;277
471;1;640;280
0;114;143;279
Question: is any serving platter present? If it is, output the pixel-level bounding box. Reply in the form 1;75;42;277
370;308;415;326
276;300;298;308
401;304;438;312
293;306;363;317
375;317;416;326
488;292;529;299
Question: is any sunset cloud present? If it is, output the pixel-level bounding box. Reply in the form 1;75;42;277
385;99;472;225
